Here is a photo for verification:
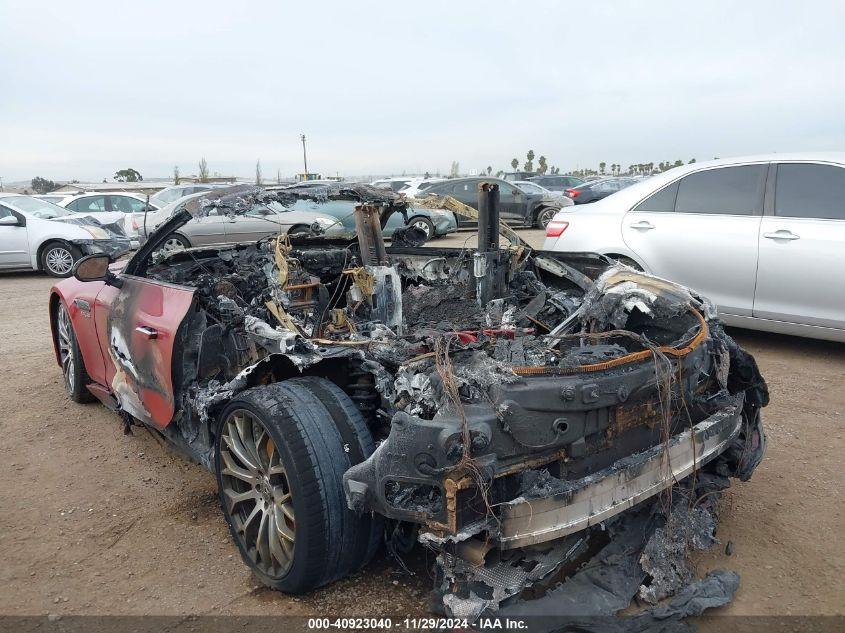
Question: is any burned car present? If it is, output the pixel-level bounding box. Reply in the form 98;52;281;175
49;183;767;621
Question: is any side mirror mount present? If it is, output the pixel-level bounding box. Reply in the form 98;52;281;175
72;254;123;288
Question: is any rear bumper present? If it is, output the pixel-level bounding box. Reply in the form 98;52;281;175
496;398;743;549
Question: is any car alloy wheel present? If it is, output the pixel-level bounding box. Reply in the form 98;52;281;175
45;246;74;275
163;236;187;252
537;207;557;229
56;303;75;394
411;218;434;240
219;409;295;577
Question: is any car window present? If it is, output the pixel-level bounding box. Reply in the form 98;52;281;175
0;204;12;218
634;181;680;212
74;196;107;213
592;181;616;193
775;163;845;220
498;182;516;195
674;165;766;215
109;196;142;213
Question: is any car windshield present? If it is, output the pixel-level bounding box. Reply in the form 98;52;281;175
3;196;71;218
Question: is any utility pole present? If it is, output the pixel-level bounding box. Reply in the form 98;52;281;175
300;134;308;178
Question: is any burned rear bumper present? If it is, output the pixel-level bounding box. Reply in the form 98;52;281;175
497;396;743;548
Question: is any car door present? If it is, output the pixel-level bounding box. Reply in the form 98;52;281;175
180;207;229;246
495;181;525;222
754;162;845;329
0;204;31;268
94;276;196;429
224;203;287;243
622;163;767;316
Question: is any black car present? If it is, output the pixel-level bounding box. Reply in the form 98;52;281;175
422;177;564;228
565;177;637;204
527;174;585;191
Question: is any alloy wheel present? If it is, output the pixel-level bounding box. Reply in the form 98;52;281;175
56;303;75;394
45;247;74;275
163;237;186;252
538;208;557;229
411;219;433;239
220;410;296;577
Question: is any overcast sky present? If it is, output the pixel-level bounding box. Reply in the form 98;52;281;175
1;0;843;183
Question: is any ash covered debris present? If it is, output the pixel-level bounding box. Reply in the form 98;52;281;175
121;183;768;622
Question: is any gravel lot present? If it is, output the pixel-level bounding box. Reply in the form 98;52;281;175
0;229;842;621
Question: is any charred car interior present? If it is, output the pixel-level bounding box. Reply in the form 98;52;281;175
50;183;768;628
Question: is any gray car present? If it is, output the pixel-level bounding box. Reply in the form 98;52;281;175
141;192;346;250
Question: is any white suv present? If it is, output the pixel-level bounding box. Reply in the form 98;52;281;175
543;153;845;342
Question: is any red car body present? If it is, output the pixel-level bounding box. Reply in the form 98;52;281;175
50;266;195;429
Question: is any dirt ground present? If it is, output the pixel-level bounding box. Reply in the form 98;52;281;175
0;229;842;621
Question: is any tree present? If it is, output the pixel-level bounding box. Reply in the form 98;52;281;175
31;176;58;194
424;171;431;179
173;165;180;185
511;158;519;171
524;149;535;173
599;161;606;175
114;168;142;182
688;158;696;164
450;161;460;178
277;169;282;184
538;156;548;174
198;158;209;183
486;165;492;175
255;160;262;185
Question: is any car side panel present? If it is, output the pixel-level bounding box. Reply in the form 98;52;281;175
104;276;196;429
50;279;109;385
754;216;845;328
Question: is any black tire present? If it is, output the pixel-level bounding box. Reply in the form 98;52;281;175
215;378;378;593
534;207;558;229
40;241;82;277
55;301;96;403
286;377;382;572
408;216;435;240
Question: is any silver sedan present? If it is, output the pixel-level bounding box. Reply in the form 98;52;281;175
140;193;346;250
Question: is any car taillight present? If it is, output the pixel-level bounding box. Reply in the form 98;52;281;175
565;188;580;198
545;220;569;237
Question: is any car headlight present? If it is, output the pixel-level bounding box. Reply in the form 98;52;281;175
82;226;110;240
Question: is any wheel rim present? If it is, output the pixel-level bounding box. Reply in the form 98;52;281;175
412;219;432;239
220;410;295;577
163;237;186;252
46;247;74;275
539;208;556;228
56;303;75;394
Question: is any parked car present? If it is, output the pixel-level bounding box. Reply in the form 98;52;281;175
397;178;446;198
512;180;574;205
52;191;159;246
0;194;130;276
419;177;565;228
527;174;585;191
47;184;766;608
150;183;232;207
284;199;456;241
563;177;637;204
369;177;415;192
543;153;845;342
140;192;347;250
